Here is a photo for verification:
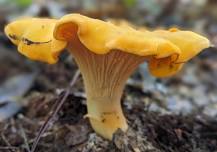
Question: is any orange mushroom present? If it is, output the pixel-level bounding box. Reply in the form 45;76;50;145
4;14;210;140
4;18;66;64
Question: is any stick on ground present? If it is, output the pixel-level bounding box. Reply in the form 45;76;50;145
30;70;80;152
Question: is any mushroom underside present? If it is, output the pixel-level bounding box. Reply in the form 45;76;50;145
67;37;147;139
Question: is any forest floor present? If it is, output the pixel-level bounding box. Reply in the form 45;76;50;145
0;33;217;152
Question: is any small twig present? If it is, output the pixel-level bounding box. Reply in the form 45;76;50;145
19;124;31;152
30;70;80;152
0;146;18;150
1;133;16;152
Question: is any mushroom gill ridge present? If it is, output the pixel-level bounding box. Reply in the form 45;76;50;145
54;14;209;77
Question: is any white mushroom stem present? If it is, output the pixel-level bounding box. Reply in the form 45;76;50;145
67;36;146;140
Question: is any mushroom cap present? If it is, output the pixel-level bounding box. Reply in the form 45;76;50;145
54;14;181;58
4;18;66;64
5;14;210;77
54;14;210;77
148;28;210;77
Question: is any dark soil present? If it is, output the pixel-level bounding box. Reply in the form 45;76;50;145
0;90;217;152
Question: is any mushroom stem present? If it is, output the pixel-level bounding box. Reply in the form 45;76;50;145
67;41;145;139
86;92;127;140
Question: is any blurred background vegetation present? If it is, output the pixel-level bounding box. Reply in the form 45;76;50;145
0;1;217;151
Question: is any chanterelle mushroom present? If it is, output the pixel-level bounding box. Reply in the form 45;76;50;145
4;14;210;140
4;18;66;64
